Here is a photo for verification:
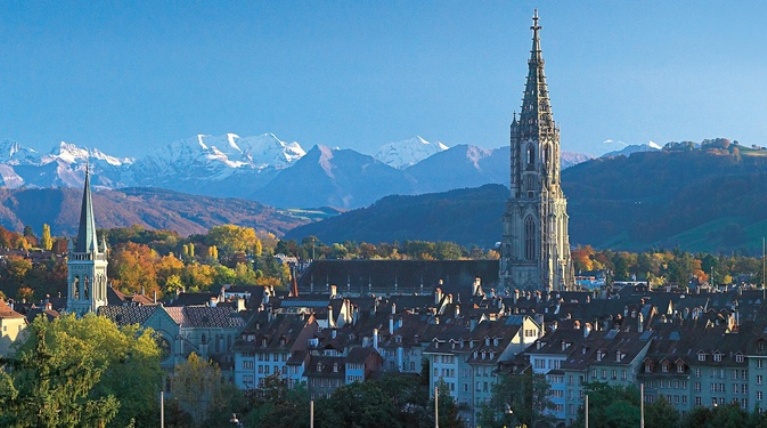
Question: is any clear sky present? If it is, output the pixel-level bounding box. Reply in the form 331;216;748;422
1;1;765;158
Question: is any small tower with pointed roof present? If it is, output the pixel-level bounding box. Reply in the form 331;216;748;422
66;168;108;315
499;11;575;292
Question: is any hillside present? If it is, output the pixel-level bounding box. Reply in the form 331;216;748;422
286;145;767;254
0;187;310;237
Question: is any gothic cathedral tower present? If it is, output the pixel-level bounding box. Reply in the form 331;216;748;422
499;11;574;292
66;169;108;315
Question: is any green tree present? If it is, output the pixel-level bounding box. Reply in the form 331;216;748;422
644;396;679;428
171;353;233;427
574;382;640;428
0;316;121;428
41;224;53;251
479;371;553;428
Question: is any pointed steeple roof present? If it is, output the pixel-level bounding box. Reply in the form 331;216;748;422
75;167;99;253
518;9;556;139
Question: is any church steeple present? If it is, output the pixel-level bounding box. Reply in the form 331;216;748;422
67;166;109;316
518;9;555;140
75;167;99;254
500;11;574;292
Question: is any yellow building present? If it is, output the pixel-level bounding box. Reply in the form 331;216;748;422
0;299;27;356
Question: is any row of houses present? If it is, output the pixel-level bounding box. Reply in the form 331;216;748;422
5;271;767;427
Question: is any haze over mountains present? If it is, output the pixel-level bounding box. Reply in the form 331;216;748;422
0;134;594;210
285;139;767;254
1;134;764;254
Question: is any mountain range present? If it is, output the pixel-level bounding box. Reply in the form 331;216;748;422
286;140;767;254
0;134;593;210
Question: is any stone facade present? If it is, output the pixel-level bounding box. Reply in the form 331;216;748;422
500;11;574;292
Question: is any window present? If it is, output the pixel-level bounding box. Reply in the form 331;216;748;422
714;353;722;362
677;363;685;373
736;354;744;363
695;397;702;406
758;391;764;401
758;375;763;385
695;368;701;378
698;353;706;362
759;360;764;369
524;216;536;260
527;145;535;168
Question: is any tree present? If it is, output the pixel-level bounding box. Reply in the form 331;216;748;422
645;396;679;428
0;315;122;427
574;382;640;428
244;373;310;428
479;371;553;428
207;225;260;259
315;381;403;428
108;242;160;295
171;353;232;427
41;224;53;251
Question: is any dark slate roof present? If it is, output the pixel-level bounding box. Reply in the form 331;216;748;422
98;305;157;326
297;260;500;296
165;306;246;328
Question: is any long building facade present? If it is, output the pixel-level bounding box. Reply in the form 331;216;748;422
499;11;575;292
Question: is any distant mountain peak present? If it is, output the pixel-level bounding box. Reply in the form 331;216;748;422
374;136;449;169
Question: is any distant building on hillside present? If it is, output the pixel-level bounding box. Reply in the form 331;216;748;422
499;11;575;292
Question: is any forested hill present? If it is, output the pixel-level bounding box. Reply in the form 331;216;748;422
0;187;311;237
286;143;767;254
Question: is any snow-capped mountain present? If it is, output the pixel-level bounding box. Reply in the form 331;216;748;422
561;151;595;169
0;139;42;165
374;136;449;169
132;133;305;178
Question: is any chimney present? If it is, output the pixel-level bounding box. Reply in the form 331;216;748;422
455;304;460;317
328;305;335;328
389;316;394;333
373;328;379;350
392;302;396;315
331;329;337;339
397;317;403;330
209;297;217;308
435;287;443;305
153;290;157;304
638;312;644;333
583;323;592;337
330;285;337;299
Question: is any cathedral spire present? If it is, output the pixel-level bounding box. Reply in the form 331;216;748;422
519;9;555;138
75;166;99;253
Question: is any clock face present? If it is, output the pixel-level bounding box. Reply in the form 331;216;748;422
155;334;172;361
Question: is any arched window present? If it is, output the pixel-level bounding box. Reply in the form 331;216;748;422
73;275;80;300
524;217;536;260
527;145;535;168
544;144;551;169
83;276;90;300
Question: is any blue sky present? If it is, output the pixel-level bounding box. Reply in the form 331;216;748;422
1;1;765;158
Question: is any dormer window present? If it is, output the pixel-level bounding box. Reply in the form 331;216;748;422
662;363;669;373
698;352;706;362
333;363;339;373
645;363;652;373
395;336;402;344
677;363;685;373
317;363;323;371
493;338;499;346
714;353;722;362
736;354;745;363
485;338;490;346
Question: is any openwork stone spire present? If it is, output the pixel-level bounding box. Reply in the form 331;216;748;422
517;9;556;140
